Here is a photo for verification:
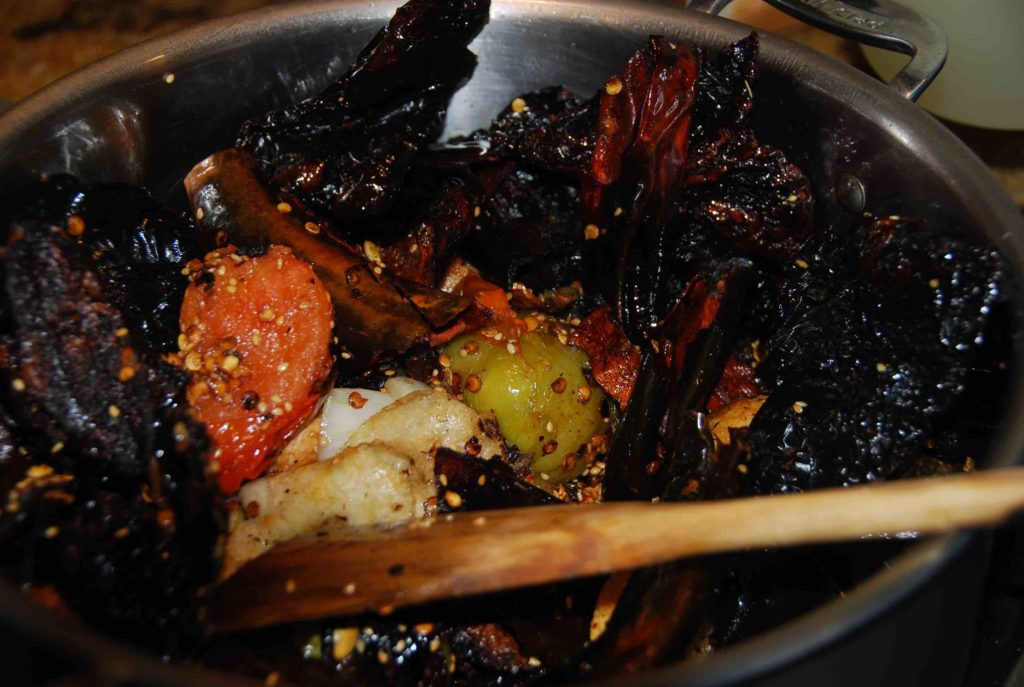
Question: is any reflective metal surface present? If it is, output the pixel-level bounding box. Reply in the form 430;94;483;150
0;1;1022;685
719;0;948;101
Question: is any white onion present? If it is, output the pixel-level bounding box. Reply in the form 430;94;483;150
318;377;430;460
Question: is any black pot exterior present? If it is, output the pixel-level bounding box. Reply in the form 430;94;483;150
0;1;1022;685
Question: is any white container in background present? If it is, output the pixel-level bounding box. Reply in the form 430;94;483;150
863;0;1024;130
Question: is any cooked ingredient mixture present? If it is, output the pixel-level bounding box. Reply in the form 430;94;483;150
0;0;1013;683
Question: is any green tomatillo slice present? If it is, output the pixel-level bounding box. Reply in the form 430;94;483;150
444;330;607;483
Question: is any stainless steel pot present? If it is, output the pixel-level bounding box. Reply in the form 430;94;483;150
1;0;1022;685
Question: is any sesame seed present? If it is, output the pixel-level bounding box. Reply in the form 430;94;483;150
787;194;799;203
506;341;519;355
332;628;358;661
876;362;889;373
528;656;542;667
251;332;262;346
44;525;60;538
285;578;297;594
439;473;448;486
260;308;275;321
737;463;749;474
584;223;600;240
477;474;486;486
929;278;940;288
115;328;129;338
546;421;555;433
614;206;624;217
474;205;482;217
340;351;352;360
276;202;292;213
795;258;809;269
444;490;463;508
108;405;121;418
511;97;527;113
11;379;25;392
67;215;86;236
377;649;389;664
792;401;806;414
344;582;356;595
51;441;64;454
195;207;204;221
604;77;623;95
163;73;176;84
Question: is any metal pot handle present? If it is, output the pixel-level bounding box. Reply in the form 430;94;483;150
686;0;947;101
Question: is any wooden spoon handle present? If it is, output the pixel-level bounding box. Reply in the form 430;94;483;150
214;467;1024;631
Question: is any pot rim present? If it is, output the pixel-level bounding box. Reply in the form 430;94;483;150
1;1;1022;685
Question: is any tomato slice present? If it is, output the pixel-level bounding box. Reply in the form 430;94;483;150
177;245;333;493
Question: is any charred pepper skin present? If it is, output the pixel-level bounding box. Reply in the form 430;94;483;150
9;174;212;354
237;0;490;224
0;223;221;657
748;216;1007;494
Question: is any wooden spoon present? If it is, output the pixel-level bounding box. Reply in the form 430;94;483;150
213;466;1024;631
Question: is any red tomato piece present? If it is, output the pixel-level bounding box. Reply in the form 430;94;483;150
177;245;333;493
